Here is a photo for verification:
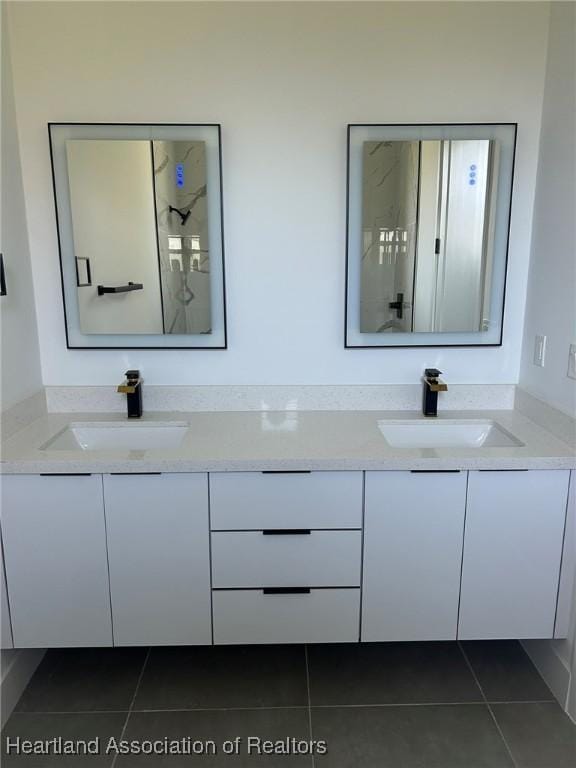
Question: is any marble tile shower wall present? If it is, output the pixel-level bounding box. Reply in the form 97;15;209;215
153;140;211;335
361;140;419;334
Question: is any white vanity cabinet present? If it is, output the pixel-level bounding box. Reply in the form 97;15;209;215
1;475;112;647
458;470;570;640
362;471;467;642
0;466;571;648
210;471;363;644
103;473;211;646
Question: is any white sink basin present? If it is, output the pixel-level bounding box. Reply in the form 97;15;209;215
42;422;189;451
378;419;524;448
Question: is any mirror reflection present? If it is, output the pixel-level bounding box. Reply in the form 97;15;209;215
361;139;496;334
346;124;516;348
67;139;210;335
49;124;226;349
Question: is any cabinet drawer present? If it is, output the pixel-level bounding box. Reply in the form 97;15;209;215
212;588;360;644
209;471;363;530
211;530;362;588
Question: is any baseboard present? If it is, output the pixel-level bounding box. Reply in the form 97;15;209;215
522;639;571;711
0;649;45;727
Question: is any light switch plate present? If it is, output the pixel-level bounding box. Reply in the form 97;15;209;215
568;344;576;380
534;335;547;367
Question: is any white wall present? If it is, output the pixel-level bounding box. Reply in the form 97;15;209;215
6;1;549;385
519;2;576;418
0;6;45;725
517;2;576;721
0;5;42;409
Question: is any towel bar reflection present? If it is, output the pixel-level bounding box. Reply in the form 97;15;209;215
0;254;6;297
97;282;143;296
75;257;92;287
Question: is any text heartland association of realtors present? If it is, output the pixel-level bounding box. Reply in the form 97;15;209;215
5;736;328;757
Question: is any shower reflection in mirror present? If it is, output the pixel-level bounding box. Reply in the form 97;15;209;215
346;124;516;348
49;124;226;349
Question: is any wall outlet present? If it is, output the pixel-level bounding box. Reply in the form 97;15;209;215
534;335;547;367
568;344;576;380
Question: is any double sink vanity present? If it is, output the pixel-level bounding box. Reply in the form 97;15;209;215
1;120;573;654
1;396;574;651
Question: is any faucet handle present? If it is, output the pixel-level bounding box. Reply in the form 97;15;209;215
118;370;141;394
424;368;448;392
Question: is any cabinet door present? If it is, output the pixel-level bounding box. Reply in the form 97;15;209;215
104;474;211;646
459;470;570;640
362;471;467;642
1;475;112;648
555;471;575;638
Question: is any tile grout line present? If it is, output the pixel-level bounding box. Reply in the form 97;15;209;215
305;699;556;709
458;642;519;768
13;710;132;716
12;699;558;717
10;706;311;716
110;647;151;768
304;645;315;768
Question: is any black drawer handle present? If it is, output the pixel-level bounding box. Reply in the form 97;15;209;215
262;529;311;536
410;470;461;474
261;471;312;475
263;587;311;595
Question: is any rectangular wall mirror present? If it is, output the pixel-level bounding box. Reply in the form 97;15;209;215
49;123;226;349
345;123;516;347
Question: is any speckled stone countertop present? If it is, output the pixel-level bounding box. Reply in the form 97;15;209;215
1;409;574;474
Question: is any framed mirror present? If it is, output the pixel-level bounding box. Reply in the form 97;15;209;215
345;123;516;347
49;123;226;349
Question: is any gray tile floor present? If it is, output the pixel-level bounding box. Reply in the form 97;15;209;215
3;641;576;767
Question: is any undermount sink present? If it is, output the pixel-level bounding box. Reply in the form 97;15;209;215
378;419;524;449
42;422;190;452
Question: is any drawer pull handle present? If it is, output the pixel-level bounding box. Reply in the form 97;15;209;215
262;529;311;536
261;471;312;475
410;470;461;474
262;587;311;595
